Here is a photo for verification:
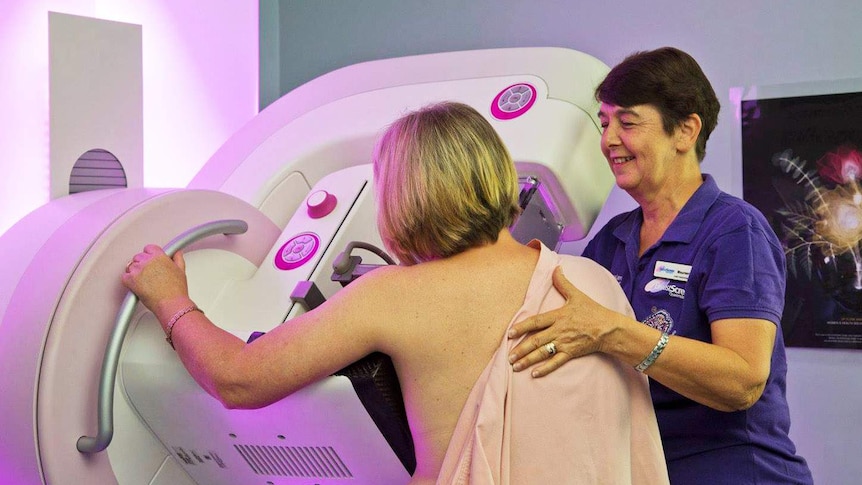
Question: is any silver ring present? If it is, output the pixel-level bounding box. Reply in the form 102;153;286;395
126;260;135;272
544;342;557;356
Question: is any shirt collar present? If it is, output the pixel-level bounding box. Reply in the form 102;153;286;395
612;174;721;245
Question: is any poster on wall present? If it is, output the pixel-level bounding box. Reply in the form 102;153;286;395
741;90;862;349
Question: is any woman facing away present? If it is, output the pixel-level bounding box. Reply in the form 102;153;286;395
123;101;668;484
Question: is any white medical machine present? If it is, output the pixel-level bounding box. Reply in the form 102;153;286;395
0;48;612;484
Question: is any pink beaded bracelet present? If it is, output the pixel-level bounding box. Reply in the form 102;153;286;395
165;304;203;349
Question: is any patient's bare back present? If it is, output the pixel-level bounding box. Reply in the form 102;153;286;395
365;237;540;480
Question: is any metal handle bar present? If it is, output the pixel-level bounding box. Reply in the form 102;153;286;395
77;219;248;453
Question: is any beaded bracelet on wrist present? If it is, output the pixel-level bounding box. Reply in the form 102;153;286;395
164;304;203;349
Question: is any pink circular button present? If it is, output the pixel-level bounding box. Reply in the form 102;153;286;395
491;83;537;120
306;190;337;219
274;232;320;270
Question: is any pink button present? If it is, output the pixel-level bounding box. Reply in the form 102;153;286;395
306;190;337;219
274;232;320;270
491;83;537;120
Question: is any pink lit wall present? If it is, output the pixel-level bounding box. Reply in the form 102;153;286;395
0;0;258;236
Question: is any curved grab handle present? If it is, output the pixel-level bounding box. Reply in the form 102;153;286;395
77;219;249;453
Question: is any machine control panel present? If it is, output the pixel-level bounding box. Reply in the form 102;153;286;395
491;82;537;120
274;232;320;270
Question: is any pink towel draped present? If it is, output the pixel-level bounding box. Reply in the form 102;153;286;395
436;242;669;485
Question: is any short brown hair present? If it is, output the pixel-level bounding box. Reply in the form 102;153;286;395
596;47;720;161
373;102;521;265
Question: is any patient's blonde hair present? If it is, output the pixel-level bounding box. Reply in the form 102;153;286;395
373;102;521;266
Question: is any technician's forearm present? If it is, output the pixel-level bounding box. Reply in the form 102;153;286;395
603;315;767;412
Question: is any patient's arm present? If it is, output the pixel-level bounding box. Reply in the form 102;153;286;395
123;244;397;409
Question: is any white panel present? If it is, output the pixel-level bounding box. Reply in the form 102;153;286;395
49;12;143;199
149;456;197;485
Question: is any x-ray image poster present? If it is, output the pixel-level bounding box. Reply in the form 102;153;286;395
741;91;862;349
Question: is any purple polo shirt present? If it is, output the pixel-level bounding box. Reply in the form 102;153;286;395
583;175;812;484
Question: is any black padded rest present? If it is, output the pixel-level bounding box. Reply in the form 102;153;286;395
335;352;416;475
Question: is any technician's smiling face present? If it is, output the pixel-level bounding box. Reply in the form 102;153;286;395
597;103;680;199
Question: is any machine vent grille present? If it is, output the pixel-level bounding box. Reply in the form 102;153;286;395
235;444;353;478
69;148;127;194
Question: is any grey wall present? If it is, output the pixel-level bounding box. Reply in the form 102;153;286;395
259;0;281;110
263;1;862;483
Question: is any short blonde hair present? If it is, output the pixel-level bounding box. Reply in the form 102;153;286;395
373;102;521;266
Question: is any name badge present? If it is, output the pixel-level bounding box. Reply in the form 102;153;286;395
654;261;691;282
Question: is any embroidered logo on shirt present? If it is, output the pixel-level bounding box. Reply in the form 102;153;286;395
642;307;674;333
654;261;691;282
645;277;685;300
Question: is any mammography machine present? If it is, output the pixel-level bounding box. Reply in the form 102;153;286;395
0;48;612;484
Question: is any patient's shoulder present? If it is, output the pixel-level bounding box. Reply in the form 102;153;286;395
555;254;632;315
338;264;407;295
556;253;612;278
335;263;429;312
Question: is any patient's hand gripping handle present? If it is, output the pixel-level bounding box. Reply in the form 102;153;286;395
77;219;249;454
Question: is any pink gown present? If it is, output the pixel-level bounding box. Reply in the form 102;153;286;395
436;242;669;484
